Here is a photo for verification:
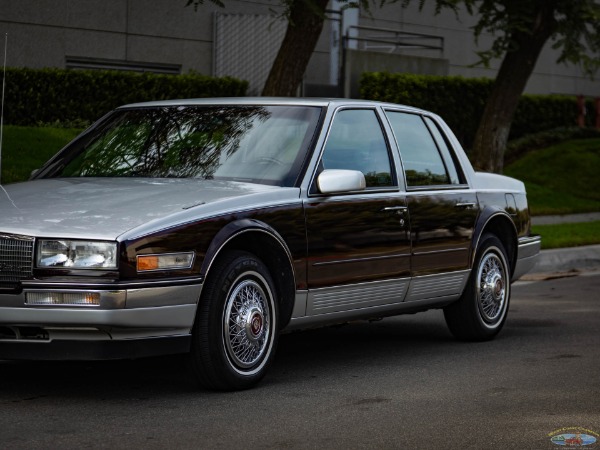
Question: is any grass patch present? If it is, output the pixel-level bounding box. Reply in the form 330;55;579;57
504;138;600;215
532;221;600;249
1;125;81;184
504;127;600;165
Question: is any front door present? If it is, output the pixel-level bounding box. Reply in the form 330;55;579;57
304;108;411;315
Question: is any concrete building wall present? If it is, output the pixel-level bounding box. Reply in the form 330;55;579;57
359;1;598;96
0;0;597;96
0;0;278;73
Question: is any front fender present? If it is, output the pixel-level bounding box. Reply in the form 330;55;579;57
200;219;293;278
199;218;299;328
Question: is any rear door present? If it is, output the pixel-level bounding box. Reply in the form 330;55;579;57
384;110;479;301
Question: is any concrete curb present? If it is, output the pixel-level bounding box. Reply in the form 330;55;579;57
529;244;600;275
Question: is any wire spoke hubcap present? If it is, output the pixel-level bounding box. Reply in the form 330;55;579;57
477;252;507;323
223;277;271;369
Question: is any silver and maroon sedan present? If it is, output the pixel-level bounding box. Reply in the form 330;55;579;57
0;98;540;390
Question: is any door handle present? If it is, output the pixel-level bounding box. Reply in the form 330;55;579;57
455;202;477;210
381;206;408;227
381;206;408;214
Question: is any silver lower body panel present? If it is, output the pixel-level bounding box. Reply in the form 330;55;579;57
286;270;469;331
512;235;542;280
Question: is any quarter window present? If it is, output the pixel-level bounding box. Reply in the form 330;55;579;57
423;116;462;185
386;111;453;187
321;109;394;188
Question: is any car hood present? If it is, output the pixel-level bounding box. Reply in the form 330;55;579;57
0;178;294;240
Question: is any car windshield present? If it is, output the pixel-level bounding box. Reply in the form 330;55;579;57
38;105;322;187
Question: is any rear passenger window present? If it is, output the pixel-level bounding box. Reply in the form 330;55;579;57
386;111;453;187
423;116;462;185
321;109;394;188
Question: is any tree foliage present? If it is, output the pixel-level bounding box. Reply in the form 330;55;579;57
407;0;600;73
185;0;599;172
405;0;600;173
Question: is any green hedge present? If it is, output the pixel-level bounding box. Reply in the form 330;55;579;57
360;72;594;149
3;68;249;126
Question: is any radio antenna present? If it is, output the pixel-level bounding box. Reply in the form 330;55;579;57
0;33;7;185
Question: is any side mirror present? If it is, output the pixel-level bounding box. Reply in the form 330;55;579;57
317;169;366;194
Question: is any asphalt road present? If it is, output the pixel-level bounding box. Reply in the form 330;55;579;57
1;272;599;449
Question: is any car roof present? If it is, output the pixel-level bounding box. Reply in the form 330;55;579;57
119;97;427;114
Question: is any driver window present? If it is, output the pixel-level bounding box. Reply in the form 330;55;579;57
321;109;394;188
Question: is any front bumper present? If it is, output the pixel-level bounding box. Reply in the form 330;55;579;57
0;280;202;360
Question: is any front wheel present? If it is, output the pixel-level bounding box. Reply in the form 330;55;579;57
444;233;511;341
189;251;279;390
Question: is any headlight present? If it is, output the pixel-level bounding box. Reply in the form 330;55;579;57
37;240;117;269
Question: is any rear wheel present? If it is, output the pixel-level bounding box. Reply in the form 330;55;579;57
444;233;511;341
189;250;278;390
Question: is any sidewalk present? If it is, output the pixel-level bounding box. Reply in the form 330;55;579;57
531;212;600;226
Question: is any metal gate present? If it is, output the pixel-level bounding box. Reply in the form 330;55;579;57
213;13;287;96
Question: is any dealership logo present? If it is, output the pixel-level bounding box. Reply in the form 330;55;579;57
549;428;598;447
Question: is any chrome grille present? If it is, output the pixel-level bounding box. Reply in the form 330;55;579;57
0;235;34;286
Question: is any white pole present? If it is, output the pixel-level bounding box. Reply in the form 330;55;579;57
0;33;7;185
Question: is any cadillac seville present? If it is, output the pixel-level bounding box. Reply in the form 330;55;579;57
0;98;541;390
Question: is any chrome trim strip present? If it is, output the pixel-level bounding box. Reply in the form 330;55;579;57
286;297;453;331
405;184;470;192
518;235;542;253
0;233;35;241
0;304;197;329
307;278;409;315
412;248;467;257
405;270;470;302
21;276;204;290
313;253;412;266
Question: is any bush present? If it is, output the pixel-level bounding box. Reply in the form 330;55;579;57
3;68;248;126
505;127;600;165
360;72;588;149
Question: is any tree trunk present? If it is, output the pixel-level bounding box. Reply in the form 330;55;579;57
262;0;329;97
471;5;558;173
